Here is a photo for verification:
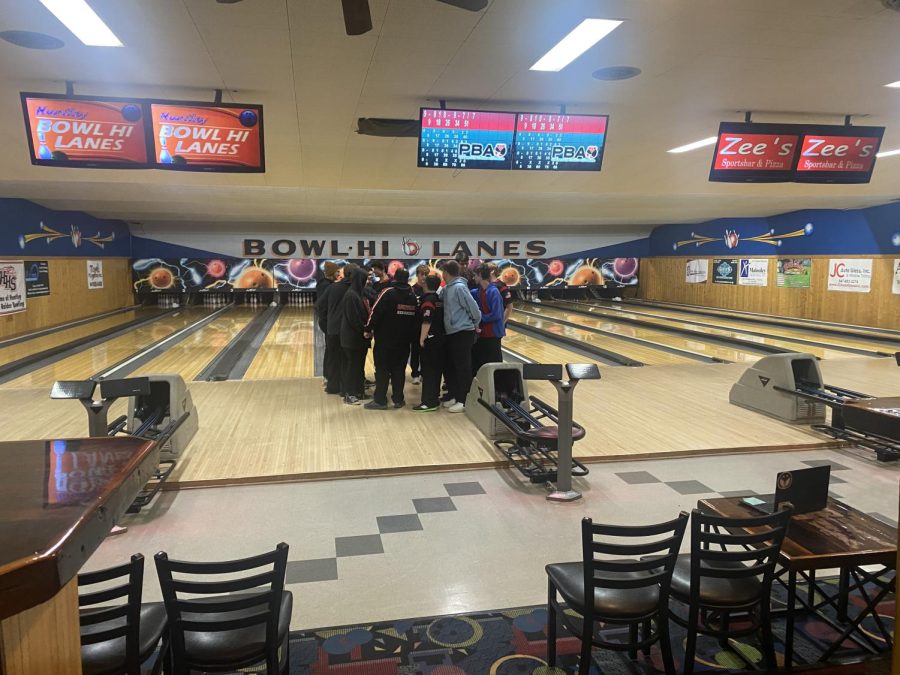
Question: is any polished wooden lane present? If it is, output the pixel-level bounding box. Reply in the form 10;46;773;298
131;308;256;381
503;328;602;365
1;357;895;484
244;307;316;380
2;310;207;390
0;310;143;365
551;301;861;360
602;301;900;354
522;304;764;363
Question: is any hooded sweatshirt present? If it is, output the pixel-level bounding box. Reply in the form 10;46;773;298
341;269;372;350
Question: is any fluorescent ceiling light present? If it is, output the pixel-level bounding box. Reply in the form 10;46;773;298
530;19;623;72
876;148;900;158
38;0;122;46
667;137;718;154
884;80;900;88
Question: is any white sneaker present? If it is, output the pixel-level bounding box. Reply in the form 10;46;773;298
448;402;465;413
411;376;422;385
441;398;457;408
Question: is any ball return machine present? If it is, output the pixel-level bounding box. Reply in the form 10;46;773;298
51;375;197;512
468;362;599;501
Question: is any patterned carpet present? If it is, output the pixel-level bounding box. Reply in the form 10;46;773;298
155;577;895;674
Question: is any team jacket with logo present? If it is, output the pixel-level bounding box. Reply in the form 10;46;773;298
418;291;445;340
365;282;418;347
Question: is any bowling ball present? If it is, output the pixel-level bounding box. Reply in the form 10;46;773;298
120;104;142;122
498;267;520;287
149;267;174;289
570;265;603;286
387;260;405;277
287;258;316;281
547;259;565;277
235;266;275;289
613;257;638;279
206;259;227;278
172;155;187;165
50;150;69;160
239;110;258;128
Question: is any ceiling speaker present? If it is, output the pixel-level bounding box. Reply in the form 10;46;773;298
342;0;373;35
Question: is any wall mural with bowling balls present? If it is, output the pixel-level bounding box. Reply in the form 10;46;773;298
132;256;639;292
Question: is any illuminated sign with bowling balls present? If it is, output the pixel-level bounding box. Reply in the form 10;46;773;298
149;101;265;173
21;93;151;168
234;265;275;289
418;108;516;170
512;113;609;172
569;265;604;286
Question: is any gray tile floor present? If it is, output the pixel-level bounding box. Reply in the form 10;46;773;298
89;446;900;630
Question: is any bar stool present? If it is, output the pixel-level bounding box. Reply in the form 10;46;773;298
154;542;291;674
668;508;791;674
78;553;168;675
546;513;689;675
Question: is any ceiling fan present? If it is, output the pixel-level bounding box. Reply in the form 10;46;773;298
340;0;488;35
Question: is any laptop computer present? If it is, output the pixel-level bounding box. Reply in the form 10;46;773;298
741;465;831;515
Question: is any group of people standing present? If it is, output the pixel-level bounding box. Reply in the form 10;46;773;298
315;254;512;413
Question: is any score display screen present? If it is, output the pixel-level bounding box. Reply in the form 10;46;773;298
418;109;516;169
149;102;265;172
513;113;608;171
21;93;150;168
709;122;800;183
794;126;883;184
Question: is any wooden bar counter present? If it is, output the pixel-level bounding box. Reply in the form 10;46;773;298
0;436;160;675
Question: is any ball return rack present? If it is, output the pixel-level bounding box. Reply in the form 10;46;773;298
51;377;188;512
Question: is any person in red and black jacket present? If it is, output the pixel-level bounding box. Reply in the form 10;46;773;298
488;263;513;324
364;268;418;410
412;274;445;412
470;264;506;375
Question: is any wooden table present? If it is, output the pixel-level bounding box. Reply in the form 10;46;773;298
698;496;897;668
0;436;160;675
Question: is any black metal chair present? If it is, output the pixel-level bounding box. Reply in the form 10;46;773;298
669;507;792;674
546;513;689;675
154;542;291;674
78;553;168;675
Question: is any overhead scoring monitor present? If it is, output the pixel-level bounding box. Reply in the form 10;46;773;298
513;113;608;171
418;108;516;170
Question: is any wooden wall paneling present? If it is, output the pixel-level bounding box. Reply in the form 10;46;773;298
638;256;898;329
0;257;133;340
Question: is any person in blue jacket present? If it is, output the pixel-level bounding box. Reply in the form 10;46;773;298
470;264;506;375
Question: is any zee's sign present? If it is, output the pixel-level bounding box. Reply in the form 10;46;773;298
796;135;879;173
713;133;798;171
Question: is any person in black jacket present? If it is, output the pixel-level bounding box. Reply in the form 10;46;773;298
340;268;371;405
412;274;445;412
363;268;417;410
314;261;338;388
319;263;358;395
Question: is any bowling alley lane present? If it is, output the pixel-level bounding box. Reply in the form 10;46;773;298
510;310;694;366
502;328;604;365
547;301;863;360
243;307;316;380
586;300;899;355
0;308;145;364
2;309;207;389
518;304;764;363
131;308;257;381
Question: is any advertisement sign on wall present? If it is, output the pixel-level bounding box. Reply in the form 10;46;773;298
685;259;709;283
87;260;104;289
24;260;50;297
827;258;872;293
738;258;769;286
893;259;900;295
776;259;812;288
712;258;738;284
0;260;26;315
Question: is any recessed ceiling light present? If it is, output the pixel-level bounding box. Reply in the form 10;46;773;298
38;0;122;47
530;19;623;72
0;30;64;49
885;81;900;88
876;148;900;158
592;66;641;81
667;137;718;154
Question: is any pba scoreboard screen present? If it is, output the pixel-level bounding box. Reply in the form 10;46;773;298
418;108;516;170
513;113;608;171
